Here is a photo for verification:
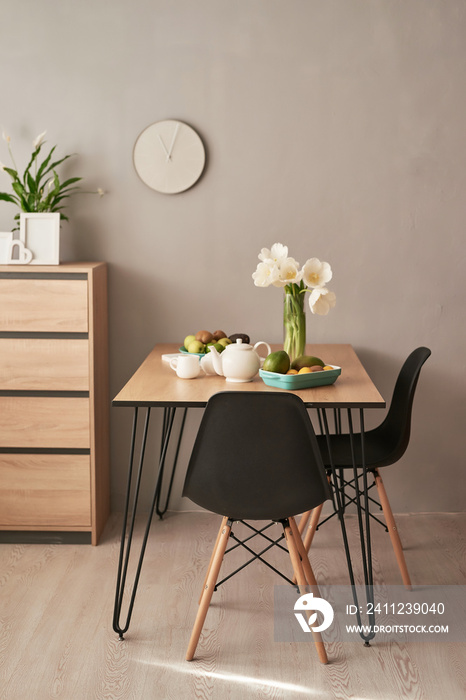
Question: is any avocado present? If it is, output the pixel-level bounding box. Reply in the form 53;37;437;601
291;355;325;371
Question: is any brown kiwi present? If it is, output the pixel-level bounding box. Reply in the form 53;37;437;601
195;330;214;344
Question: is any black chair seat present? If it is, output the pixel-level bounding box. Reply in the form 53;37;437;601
317;426;399;471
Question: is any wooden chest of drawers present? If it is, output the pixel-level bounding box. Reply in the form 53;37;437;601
0;263;109;544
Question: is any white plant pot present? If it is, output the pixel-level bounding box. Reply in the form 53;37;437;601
18;212;60;265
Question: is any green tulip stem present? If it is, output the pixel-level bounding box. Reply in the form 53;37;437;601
283;288;306;362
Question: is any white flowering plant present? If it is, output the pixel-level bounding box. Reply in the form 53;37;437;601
0;129;104;229
252;242;336;315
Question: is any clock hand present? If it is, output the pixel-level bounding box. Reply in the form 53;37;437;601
157;134;171;161
166;123;180;162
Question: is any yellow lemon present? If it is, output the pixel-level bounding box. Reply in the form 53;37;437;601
286;369;298;375
298;367;312;374
323;365;334;371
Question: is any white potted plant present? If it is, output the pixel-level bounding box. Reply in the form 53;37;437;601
0;129;103;264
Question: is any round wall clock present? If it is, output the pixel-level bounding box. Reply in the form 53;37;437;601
133;120;206;194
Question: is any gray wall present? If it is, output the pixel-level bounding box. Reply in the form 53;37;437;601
1;1;465;513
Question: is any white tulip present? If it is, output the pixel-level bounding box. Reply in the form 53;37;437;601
302;258;332;289
2;129;10;143
274;257;302;287
309;288;336;315
258;242;288;265
252;260;279;287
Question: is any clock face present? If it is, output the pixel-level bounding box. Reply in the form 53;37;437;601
133;120;206;194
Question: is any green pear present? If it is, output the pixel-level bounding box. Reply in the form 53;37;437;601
187;340;205;354
183;334;196;349
217;337;232;347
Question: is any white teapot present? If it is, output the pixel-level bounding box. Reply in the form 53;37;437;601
208;339;271;382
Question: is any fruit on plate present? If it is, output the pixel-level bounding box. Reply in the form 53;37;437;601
184;334;196;350
229;332;250;344
212;330;227;341
187;340;205;354
217;337;232;348
291;355;325;371
182;329;233;353
286;369;298;375
196;330;214;344
263;350;290;374
206;342;225;353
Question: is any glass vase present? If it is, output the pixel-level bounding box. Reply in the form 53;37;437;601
283;292;306;363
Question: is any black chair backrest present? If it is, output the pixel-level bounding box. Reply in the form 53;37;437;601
183;392;331;521
376;347;431;464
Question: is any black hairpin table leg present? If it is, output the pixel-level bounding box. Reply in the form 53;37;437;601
322;408;376;645
113;406;178;639
155;407;188;518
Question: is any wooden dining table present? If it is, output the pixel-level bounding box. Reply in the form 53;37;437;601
112;343;385;643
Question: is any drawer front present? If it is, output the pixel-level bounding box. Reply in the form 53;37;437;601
0;279;88;332
0;454;91;527
0;338;89;391
0;397;90;449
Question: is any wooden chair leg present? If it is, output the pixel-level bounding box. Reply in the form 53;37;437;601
292;504;325;585
186;519;232;661
302;504;324;554
302;476;331;554
283;521;328;665
198;516;228;605
374;469;412;590
289;517;320;595
298;510;312;535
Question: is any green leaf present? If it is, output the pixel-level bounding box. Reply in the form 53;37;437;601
27;192;38;211
41;153;74;180
23;144;41;182
12;181;25;198
50;172;61;199
27;172;37;194
0;192;19;204
3;166;19;181
59;177;82;189
53;186;81;198
36;145;56;182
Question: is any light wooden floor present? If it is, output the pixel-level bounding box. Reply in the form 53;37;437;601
1;511;465;700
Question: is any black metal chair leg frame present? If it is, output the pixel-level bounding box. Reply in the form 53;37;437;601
321;408;375;645
313;476;388;532
155;407;188;518
113;406;177;639
215;520;295;589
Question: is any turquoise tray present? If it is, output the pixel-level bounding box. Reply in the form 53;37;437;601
259;365;341;390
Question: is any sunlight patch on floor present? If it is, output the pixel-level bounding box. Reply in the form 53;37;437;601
136;657;318;695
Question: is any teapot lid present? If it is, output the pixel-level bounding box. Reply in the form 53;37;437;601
225;338;253;351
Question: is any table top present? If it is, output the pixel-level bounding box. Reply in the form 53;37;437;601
113;343;385;409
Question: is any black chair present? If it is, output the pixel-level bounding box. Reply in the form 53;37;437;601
183;391;332;663
299;347;431;589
